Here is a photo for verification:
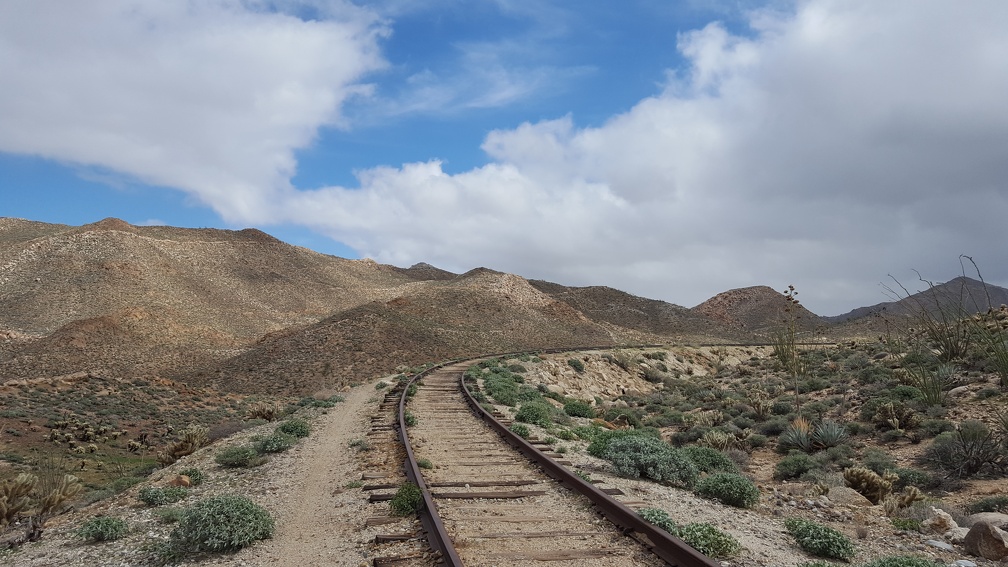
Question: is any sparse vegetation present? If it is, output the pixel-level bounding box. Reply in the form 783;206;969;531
784;517;856;561
694;472;759;508
389;482;423;516
76;516;128;542
138;486;188;507
167;494;274;554
639;508;740;558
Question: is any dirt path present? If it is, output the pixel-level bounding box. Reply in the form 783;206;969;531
229;382;381;567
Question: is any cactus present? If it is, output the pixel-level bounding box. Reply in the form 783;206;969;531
158;425;210;465
1;474;37;528
843;466;897;504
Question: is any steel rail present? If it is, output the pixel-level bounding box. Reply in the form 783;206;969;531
398;362;463;566
395;343;778;566
457;368;720;567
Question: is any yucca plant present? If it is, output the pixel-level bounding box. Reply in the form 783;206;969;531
812;420;849;450
779;417;813;453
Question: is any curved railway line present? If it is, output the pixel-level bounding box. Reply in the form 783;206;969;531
367;352;723;566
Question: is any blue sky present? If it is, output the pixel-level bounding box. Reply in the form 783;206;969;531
2;0;1007;315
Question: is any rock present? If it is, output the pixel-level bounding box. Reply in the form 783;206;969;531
948;527;970;544
169;475;191;487
545;384;565;396
963;521;1008;560
826;486;874;507
926;539;955;551
947;385;971;398
963;512;1008;528
952;560;977;567
922;506;959;534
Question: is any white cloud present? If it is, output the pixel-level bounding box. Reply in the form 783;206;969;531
3;0;1007;315
0;0;386;222
281;0;1008;314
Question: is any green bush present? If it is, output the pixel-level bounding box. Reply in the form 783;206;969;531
515;401;554;427
603;435;698;488
215;446;265;468
694;472;759;508
404;411;418;426
784;517;855;561
255;432;296;454
169;494;273;553
138;486;188;507
276;418;310;438
586;428;658;457
681;445;738;473
774;452;819;480
925;420;1002;478
638;508;739;558
509;423;530;439
677;522;742;558
389;482;423;516
861;557;943;567
178;468;203;486
507;363;527;373
967;495;1008;514
77;516;128;542
563;400;594;418
567;358;585;373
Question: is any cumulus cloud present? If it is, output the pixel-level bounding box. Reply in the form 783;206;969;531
0;0;386;222
284;0;1008;314
3;1;1007;314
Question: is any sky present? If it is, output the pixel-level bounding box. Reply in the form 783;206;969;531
2;0;1007;316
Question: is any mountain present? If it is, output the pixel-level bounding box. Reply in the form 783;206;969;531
528;280;730;339
692;285;826;334
826;276;1008;324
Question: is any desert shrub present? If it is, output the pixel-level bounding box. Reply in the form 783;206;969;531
774;452;819;480
245;401;284;421
417;458;433;469
812;444;855;471
924;420;1003;478
138;486;188;507
178;468;204;487
255;432;296;454
861;557;943;567
567;358;585;373
861;447;897;475
484;371;540;406
586;428;659;457
76;516;128;542
404;411;418;426
507;363;527;373
509;423;530;439
890;517;921;531
919;418;954;438
759;417;789;436
677;522;741;558
638;508;739;558
563;400;594;418
276;418;310;438
892;467;934;490
967;495;1008;514
155;507;184;524
641;366;666;383
389;482;423;516
515;401;554;427
603;435;698;488
784;517;855;561
694;472;759;508
681;445;738;473
603;407;643;428
214;446;265;468
169;494;273;553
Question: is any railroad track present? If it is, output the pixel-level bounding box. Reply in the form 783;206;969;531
387;357;720;567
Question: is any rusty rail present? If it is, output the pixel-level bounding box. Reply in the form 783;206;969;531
396;346;726;566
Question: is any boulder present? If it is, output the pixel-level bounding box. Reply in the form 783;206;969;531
169;474;192;488
962;512;1008;529
545;384;565;396
826;486;873;507
922;506;958;534
947;527;970;544
963;521;1008;560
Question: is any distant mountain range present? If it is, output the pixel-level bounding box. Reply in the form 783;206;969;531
2;218;1006;394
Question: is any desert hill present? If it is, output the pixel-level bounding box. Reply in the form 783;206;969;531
13;217;1005;395
692;285;826;334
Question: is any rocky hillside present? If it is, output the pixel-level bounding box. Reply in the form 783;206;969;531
692;285;826;334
